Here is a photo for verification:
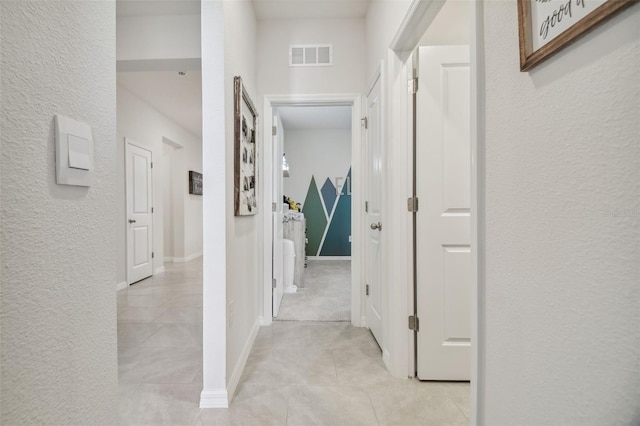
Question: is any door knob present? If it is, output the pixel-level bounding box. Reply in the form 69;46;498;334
370;222;382;231
128;219;137;224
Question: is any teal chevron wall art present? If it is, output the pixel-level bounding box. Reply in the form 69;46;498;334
303;168;352;256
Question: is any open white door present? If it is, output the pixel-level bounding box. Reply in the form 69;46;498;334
126;139;154;285
365;72;383;346
272;112;285;317
416;46;471;380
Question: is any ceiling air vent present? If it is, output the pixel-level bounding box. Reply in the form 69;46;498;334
289;44;333;67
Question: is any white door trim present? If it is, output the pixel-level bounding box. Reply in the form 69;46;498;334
261;93;363;327
390;0;484;423
124;137;155;286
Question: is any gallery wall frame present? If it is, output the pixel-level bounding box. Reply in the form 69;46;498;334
234;76;259;216
517;0;637;71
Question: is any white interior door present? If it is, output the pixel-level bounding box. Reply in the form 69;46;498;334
416;46;471;380
272;112;285;317
126;139;154;284
365;74;383;346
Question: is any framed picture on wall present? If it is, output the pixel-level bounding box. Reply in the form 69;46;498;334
234;76;259;216
189;171;203;195
517;0;636;71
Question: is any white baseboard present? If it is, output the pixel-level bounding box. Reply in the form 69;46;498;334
258;315;270;326
116;281;128;291
307;256;351;261
227;318;261;401
164;257;174;262
171;251;203;263
154;266;165;275
382;348;392;371
185;251;203;262
199;389;229;408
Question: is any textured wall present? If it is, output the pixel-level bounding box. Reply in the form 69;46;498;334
0;1;118;424
482;2;640;424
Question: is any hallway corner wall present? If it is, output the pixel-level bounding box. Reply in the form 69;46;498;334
481;2;640;423
223;0;261;396
0;1;118;423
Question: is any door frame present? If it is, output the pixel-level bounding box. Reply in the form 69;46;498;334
261;93;364;327
390;0;484;423
124;137;155;285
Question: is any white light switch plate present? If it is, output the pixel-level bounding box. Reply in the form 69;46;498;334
55;114;94;186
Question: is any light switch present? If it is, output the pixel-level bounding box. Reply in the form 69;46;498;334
68;134;91;170
55;114;94;186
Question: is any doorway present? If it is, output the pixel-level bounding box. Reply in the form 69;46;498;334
390;0;480;420
261;94;364;327
272;105;354;321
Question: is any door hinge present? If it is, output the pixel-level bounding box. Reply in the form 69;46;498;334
366;284;370;296
152;252;155;259
272;126;277;136
272;202;277;212
407;197;419;213
408;315;420;331
408;77;418;95
365;201;369;213
272;278;277;289
151;207;154;213
151;162;154;169
361;117;368;129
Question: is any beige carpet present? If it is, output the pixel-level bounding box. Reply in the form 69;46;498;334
275;260;350;321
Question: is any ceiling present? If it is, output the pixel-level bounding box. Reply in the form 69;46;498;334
116;0;201;16
117;71;203;138
278;106;352;130
252;0;370;20
117;0;371;19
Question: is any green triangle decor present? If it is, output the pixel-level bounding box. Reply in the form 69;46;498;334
320;168;352;256
302;176;328;256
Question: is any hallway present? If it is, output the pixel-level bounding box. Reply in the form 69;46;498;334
117;260;469;425
276;260;351;321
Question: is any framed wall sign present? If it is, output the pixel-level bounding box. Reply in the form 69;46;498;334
234;76;259;216
189;171;202;195
517;0;637;71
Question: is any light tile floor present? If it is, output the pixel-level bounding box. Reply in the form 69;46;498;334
276;260;351;321
118;259;470;425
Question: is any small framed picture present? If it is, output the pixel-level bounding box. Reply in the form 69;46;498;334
189;171;203;195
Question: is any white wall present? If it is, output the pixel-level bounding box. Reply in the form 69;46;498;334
0;1;118;423
223;0;260;398
163;143;176;259
283;128;352;207
117;85;203;283
201;0;228;407
116;14;201;71
257;17;367;96
481;2;640;423
365;0;412;81
418;0;469;46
